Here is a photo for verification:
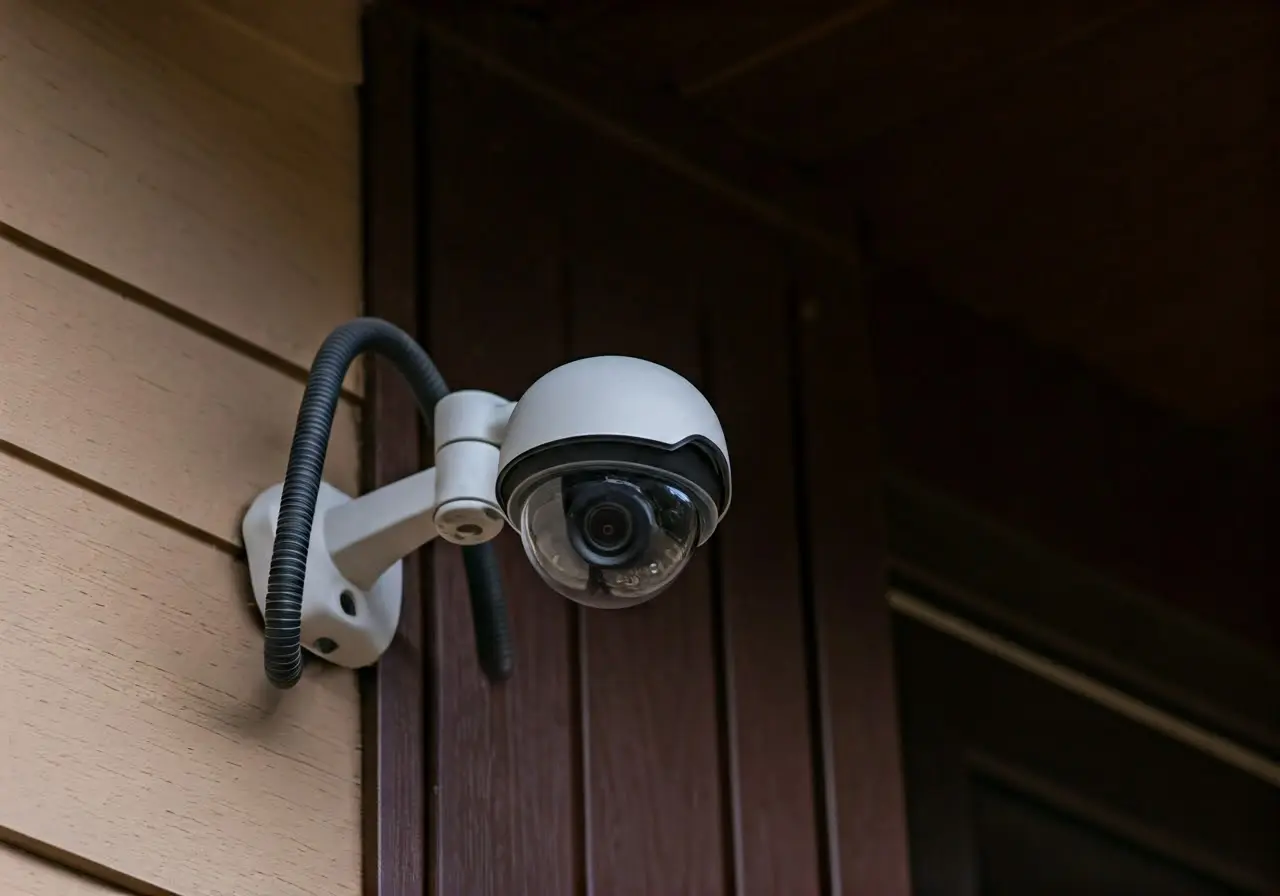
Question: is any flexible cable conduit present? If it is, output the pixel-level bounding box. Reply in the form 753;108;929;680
263;317;513;689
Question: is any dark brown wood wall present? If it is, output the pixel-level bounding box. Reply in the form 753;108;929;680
419;35;910;896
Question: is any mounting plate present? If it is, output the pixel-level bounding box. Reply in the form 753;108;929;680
242;482;403;670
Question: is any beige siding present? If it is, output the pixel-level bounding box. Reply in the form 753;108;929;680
0;1;364;895
196;0;363;83
0;0;362;391
1;844;124;896
0;240;360;544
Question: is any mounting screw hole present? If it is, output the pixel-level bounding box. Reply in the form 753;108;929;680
484;509;502;521
314;637;339;654
339;590;357;616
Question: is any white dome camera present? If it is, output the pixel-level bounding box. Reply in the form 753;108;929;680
497;356;731;609
241;319;731;689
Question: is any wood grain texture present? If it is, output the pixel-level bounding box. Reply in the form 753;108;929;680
384;12;927;891
0;845;125;896
0;452;361;896
0;236;360;546
0;0;362;389
359;9;427;895
195;0;363;83
566;128;727;896
703;209;823;893
795;251;912;896
425;43;581;896
88;0;358;163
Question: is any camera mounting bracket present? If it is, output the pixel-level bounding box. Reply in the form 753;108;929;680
243;479;405;670
242;391;514;670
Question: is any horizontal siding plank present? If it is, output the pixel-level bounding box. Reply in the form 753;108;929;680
0;453;361;896
194;0;363;84
94;0;359;163
0;845;124;896
0;237;360;546
0;0;362;390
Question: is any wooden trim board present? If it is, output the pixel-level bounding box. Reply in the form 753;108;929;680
359;6;427;895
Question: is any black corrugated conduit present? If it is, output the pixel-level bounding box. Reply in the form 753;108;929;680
263;317;513;689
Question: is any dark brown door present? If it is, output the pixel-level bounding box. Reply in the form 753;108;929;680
894;598;1280;896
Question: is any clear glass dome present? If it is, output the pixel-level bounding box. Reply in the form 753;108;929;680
516;472;702;608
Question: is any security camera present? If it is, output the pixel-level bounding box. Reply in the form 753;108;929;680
496;355;730;609
242;319;731;690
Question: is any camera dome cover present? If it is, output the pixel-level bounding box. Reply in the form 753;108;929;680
516;471;702;608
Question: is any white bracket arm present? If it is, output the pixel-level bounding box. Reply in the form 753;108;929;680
325;467;441;592
242;391;515;670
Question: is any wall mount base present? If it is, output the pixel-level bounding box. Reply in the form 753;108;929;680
242;482;403;670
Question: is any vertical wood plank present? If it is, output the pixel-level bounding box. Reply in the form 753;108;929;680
703;212;823;893
423;42;581;896
565;131;727;896
360;8;426;896
795;252;913;896
892;617;979;896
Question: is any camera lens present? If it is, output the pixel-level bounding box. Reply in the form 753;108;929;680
516;473;705;608
565;478;655;569
582;502;633;555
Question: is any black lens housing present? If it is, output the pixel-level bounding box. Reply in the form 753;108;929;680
564;477;656;569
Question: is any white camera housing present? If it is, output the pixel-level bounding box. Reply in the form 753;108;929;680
243;355;731;669
497;356;730;608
